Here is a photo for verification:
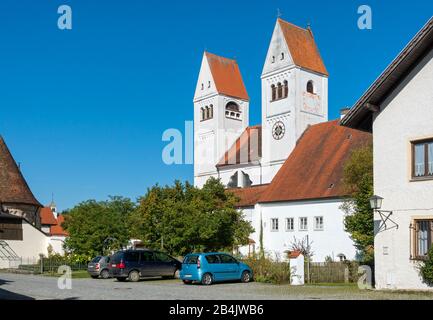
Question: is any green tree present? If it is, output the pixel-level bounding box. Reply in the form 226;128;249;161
341;144;374;265
420;248;433;286
129;178;254;256
62;196;135;261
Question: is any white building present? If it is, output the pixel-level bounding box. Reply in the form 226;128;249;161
193;18;371;261
342;17;433;290
0;136;67;269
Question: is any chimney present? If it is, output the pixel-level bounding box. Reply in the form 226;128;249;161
340;107;351;120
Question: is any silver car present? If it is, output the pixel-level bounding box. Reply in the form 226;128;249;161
87;256;111;279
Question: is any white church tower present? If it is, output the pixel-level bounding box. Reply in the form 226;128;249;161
260;19;329;183
193;52;250;187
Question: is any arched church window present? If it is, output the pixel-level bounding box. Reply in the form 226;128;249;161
225;102;241;120
281;52;285;60
272;56;275;63
241;171;253;188
209;105;213;119
208;81;211;88
277;82;283;99
307;80;314;94
201;83;204;90
227;172;239;188
200;108;205;121
271;85;276;101
283;80;288;98
205;106;210;119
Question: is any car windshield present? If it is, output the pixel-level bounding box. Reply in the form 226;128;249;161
183;255;199;264
91;256;101;263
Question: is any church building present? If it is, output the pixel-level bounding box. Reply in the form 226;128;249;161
193;18;372;261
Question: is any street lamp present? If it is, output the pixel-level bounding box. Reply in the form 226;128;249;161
369;195;398;231
369;195;383;210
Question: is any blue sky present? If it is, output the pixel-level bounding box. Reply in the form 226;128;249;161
0;0;431;210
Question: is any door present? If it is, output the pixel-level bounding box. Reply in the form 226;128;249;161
124;251;140;275
139;251;156;276
154;251;178;276
204;254;225;281
218;254;240;280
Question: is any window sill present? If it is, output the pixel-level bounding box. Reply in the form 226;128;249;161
410;176;433;182
225;117;242;121
270;97;287;103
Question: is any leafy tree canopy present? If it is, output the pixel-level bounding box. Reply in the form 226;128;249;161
62;196;135;260
129;178;253;256
341;144;374;265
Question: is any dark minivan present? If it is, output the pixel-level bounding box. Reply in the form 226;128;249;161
109;249;181;282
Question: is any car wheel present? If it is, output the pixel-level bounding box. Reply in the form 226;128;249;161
201;273;213;286
90;275;99;279
173;269;180;279
241;271;252;283
116;277;127;282
183;280;192;285
128;270;140;282
100;269;110;279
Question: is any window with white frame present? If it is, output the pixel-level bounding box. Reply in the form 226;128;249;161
271;218;279;232
286;218;294;232
314;216;324;231
299;217;308;231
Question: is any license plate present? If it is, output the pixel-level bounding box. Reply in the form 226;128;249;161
184;274;192;278
111;264;117;267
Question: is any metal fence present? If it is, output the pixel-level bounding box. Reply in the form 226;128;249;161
7;257;88;274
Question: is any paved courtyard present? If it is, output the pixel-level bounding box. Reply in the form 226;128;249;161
1;272;433;300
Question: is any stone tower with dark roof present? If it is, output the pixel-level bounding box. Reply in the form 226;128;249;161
0;136;42;227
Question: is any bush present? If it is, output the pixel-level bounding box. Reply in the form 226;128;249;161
243;255;290;284
420;248;433;286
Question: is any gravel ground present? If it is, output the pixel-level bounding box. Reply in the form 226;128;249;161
1;272;433;300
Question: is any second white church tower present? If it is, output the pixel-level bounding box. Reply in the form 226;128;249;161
194;18;329;187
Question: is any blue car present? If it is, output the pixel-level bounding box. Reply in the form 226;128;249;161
179;253;253;285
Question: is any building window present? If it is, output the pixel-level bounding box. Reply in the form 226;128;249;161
277;82;283;99
281;52;285;60
209;105;213;118
412;219;433;260
200;108;205;121
271;218;279;232
412;139;433;179
283;80;288;98
286;218;294;232
307;80;314;94
225;102;241;120
201;83;204;90
272;56;275;63
314;216;324;231
208;81;211;88
227;172;238;188
299;217;308;231
271;84;276;101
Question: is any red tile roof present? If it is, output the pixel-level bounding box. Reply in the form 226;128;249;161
0;136;42;207
40;207;57;225
217;126;262;167
50;214;68;237
278;19;328;76
205;52;249;101
228;184;269;208
259;120;372;203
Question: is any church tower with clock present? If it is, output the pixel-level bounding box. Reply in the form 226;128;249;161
260;19;328;183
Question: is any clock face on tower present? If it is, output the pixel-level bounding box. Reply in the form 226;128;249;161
272;121;285;140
